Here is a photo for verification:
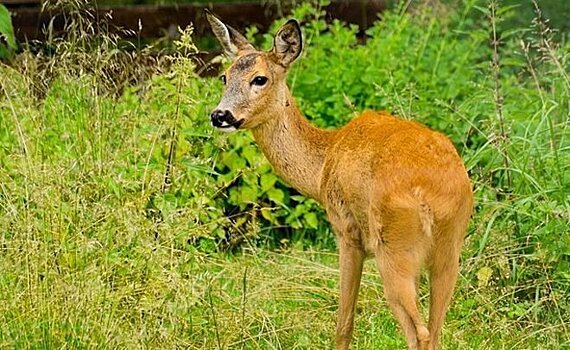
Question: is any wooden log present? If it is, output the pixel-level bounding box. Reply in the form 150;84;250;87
8;1;385;42
2;0;40;5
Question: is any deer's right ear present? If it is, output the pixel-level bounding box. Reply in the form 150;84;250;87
205;9;254;58
271;19;303;68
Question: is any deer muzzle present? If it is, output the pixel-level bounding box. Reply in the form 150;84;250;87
210;109;244;132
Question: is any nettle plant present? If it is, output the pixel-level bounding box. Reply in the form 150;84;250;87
189;6;338;250
0;4;16;59
185;1;568;314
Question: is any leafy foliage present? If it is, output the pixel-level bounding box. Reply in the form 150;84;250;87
0;4;16;59
0;0;568;348
191;0;569;326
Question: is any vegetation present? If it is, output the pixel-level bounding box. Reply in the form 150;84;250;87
0;0;568;348
95;0;311;6
0;4;17;60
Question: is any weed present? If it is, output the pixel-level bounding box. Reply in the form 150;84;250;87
0;4;16;60
0;0;567;348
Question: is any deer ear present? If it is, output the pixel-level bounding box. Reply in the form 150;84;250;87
271;19;303;67
205;9;254;58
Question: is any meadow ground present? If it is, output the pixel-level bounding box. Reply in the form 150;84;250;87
0;0;568;348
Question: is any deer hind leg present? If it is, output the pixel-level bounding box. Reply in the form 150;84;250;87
427;233;463;350
370;200;431;350
375;249;429;350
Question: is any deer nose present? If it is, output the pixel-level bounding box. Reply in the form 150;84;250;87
210;109;233;128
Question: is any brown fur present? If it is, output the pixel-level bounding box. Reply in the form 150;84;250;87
206;12;473;350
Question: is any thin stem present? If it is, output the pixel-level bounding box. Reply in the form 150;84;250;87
240;266;248;349
208;283;223;350
162;73;182;193
489;0;512;192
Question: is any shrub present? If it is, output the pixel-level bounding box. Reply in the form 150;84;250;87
0;0;567;342
184;0;569;322
0;4;16;60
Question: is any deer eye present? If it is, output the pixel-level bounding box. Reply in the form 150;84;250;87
251;76;268;86
220;75;226;85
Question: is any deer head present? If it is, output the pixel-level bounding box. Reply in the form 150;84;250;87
206;10;303;132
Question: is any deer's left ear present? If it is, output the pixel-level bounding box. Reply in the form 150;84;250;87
271;19;303;68
205;9;254;58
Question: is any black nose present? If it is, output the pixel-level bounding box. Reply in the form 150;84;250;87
210;109;234;128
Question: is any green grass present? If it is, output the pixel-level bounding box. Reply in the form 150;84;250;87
0;244;567;348
0;0;569;348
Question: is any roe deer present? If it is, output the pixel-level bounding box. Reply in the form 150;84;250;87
206;11;473;350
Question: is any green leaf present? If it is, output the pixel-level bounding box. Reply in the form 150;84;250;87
267;188;285;204
0;5;16;50
0;45;7;59
260;172;277;191
304;212;319;229
221;152;246;171
241;145;259;166
239;186;259;204
476;266;493;288
260;208;278;224
242;172;259;187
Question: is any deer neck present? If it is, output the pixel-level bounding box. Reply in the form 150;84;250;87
251;93;334;202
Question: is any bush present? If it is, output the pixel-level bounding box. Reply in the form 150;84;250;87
0;0;567;346
0;4;16;59
186;0;569;322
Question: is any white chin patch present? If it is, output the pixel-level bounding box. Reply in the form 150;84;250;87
218;126;237;133
212;120;238;133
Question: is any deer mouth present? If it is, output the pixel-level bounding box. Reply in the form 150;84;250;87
215;118;245;132
210;108;245;132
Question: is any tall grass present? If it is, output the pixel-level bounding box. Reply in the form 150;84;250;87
0;0;568;348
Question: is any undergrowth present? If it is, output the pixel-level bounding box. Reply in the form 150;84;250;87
0;0;568;348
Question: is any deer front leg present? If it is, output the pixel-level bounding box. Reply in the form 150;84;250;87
336;239;365;350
